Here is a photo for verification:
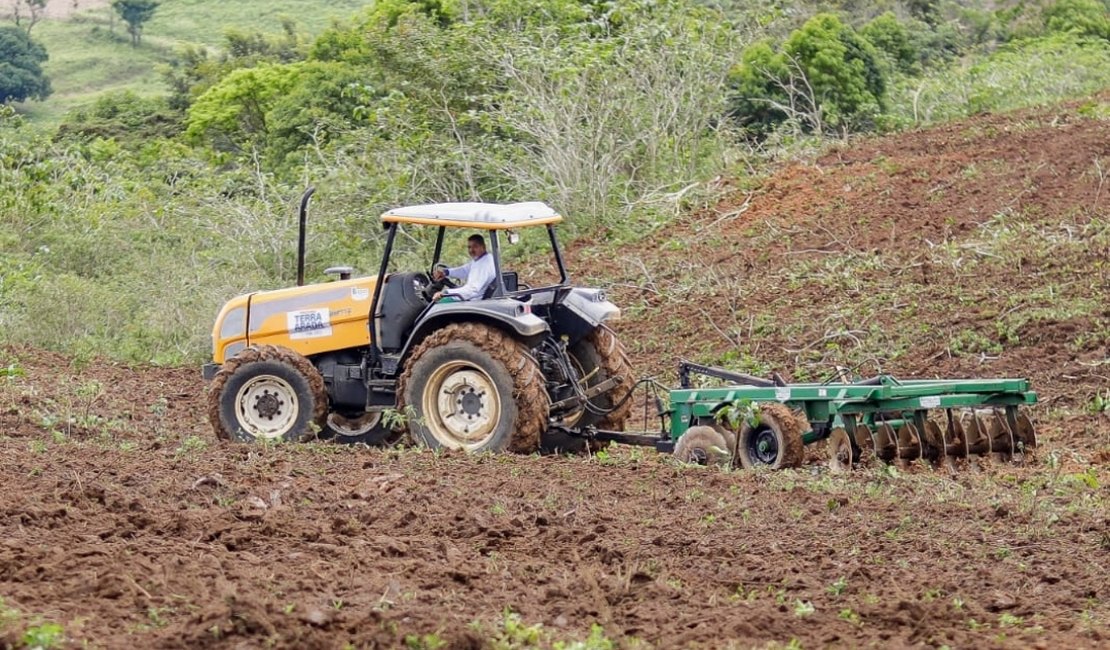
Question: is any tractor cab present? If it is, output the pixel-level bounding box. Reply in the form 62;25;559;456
370;202;582;372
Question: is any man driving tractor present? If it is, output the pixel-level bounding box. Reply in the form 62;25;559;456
432;234;495;302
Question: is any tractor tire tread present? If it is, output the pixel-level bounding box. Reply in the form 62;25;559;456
207;344;328;442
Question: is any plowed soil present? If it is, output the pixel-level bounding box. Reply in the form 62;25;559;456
2;100;1108;649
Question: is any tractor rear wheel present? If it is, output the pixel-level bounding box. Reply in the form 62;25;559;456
398;323;549;453
208;345;328;443
568;325;635;430
735;403;805;470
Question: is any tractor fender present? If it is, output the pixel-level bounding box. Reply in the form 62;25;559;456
399;299;549;361
560;288;621;328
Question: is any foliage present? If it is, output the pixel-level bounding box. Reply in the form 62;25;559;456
0;26;51;103
111;0;161;47
886;33;1110;126
56;91;182;142
1043;0;1110;40
860;12;920;74
730;13;886;134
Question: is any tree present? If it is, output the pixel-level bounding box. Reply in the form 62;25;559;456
730;13;886;135
111;0;159;47
0;26;52;103
11;0;47;35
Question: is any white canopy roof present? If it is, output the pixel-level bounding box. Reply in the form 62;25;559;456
381;201;562;229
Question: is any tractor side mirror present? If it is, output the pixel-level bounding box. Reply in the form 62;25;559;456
506;230;520;245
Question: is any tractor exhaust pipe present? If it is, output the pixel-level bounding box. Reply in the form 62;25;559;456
297;186;315;287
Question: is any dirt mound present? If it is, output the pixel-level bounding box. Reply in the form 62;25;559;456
2;100;1109;648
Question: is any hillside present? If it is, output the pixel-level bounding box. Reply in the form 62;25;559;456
2;0;369;123
1;101;1107;648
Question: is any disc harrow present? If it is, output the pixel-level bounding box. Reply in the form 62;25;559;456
649;362;1039;472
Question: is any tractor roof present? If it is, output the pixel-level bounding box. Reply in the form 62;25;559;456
381;201;563;230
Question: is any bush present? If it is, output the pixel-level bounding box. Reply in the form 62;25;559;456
730;13;886;135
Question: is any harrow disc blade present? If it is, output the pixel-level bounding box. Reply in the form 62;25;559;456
828;427;854;474
1015;411;1037;450
875;422;898;463
987;411;1014;461
674;426;731;466
944;410;969;459
920;419;946;468
854;425;875;464
896;422;923;462
963;411;992;457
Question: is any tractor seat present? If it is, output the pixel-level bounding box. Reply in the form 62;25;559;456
482;271;518;299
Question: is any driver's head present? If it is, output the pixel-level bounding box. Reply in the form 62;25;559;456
467;234;486;260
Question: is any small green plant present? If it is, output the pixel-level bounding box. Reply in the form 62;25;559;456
176;435;209;456
22;621;65;650
793;600;816;617
1;362;24;381
838;608;861;625
404;633;447;650
998;613;1023;628
1088;389;1109;415
716;398;760;430
827;576;848;596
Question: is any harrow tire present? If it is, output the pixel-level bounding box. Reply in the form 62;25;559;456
736;403;805;470
398;323;548;454
208;345;328;444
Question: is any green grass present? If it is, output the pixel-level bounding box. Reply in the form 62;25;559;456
12;0;370;125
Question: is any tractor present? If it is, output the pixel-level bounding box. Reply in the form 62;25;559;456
203;191;632;453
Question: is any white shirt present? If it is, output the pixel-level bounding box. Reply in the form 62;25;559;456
446;253;496;301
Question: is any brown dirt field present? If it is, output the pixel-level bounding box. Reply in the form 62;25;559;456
2;101;1109;648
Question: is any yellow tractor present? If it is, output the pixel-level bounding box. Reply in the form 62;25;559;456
202;190;633;453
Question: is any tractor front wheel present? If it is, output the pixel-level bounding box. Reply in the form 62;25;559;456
399;324;549;453
207;345;328;443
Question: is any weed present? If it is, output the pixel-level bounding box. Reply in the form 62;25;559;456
22;621;65;649
998;613;1024;628
405;634;447;650
827;576;848;596
177;435;209;456
793;600;816;617
838;608;861;625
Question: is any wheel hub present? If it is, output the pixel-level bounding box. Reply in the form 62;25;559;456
750;429;779;465
424;363;502;450
254;390;283;419
234;375;299;440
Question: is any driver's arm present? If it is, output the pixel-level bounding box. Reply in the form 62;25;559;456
446;261;471;280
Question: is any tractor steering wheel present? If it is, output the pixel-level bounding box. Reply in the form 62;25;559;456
423;263;459;302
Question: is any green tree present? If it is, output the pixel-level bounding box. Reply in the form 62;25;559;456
861;12;919;74
730;13;886;134
111;0;160;47
0;26;51;103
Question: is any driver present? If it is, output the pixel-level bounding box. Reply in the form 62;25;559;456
432;234;495;301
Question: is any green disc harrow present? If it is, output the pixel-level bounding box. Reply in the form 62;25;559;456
591;362;1038;471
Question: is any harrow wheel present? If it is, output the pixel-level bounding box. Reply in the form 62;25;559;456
674;426;731;466
827;427;855;474
735;403;804;470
